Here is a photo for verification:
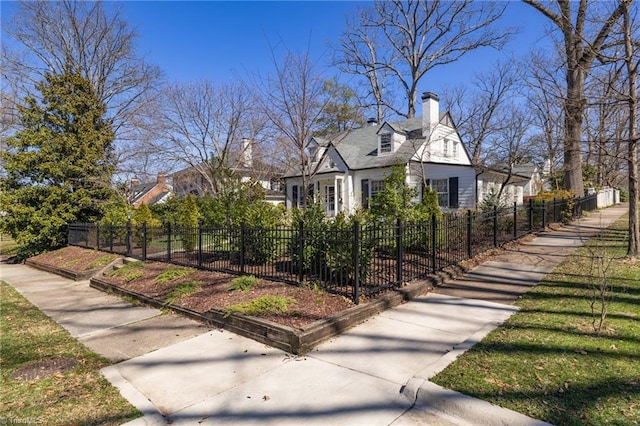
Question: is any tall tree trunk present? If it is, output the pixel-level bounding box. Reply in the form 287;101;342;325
623;0;639;258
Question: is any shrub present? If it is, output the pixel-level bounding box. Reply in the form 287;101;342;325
177;195;199;253
223;295;295;317
106;261;144;283
165;280;202;304
324;212;374;285
154;267;193;284
228;275;258;292
236;203;282;265
132;204;161;248
288;200;328;276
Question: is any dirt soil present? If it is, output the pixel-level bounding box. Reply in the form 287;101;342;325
30;246;355;329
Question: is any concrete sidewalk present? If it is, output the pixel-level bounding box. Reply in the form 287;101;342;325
1;204;628;425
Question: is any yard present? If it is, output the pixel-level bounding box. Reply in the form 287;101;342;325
431;216;640;425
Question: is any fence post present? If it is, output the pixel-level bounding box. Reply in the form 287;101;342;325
352;220;360;305
553;198;557;223
542;201;546;229
528;198;534;231
240;222;246;274
513;202;517;239
298;220;304;282
142;223;147;260
167;223;172;262
96;224;100;251
198;221;203;268
431;213;437;273
493;205;498;248
466;210;472;259
126;213;132;257
109;224;113;252
396;218;403;285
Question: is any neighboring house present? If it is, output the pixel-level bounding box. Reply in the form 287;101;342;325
129;174;173;208
476;168;531;206
512;163;543;197
171;139;285;205
283;92;476;216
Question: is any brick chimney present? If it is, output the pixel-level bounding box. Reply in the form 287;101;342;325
422;92;440;137
157;173;166;185
131;178;140;187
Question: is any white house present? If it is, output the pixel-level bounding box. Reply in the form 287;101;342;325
283;92;476;216
476;168;530;206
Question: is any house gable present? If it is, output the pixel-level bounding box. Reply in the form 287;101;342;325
315;144;348;175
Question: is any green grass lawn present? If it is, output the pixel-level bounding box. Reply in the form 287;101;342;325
0;282;140;425
0;234;18;256
432;216;640;425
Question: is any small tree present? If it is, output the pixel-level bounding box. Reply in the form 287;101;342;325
0;66;115;258
132;204;160;247
369;164;417;223
177;195;199;253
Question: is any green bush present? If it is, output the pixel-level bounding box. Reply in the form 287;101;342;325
223;295;295;317
324;212;374;285
236;203;282;265
177;195;199;253
288;201;328;276
228;275;259;291
154;267;193;284
132;204;161;247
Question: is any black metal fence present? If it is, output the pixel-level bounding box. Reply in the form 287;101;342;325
68;195;598;303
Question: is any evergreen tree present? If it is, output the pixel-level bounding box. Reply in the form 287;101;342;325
369;164;417;222
0;66;116;258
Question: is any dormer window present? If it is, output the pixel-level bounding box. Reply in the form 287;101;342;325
308;145;317;160
380;133;392;153
443;139;450;156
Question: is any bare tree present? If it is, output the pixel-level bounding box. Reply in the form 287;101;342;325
443;60;520;168
253;48;327;203
523;0;626;197
147;81;267;195
336;0;511;120
525;51;566;187
490;105;534;200
2;0;162;166
584;64;628;188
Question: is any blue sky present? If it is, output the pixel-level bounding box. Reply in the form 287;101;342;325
118;1;553;92
2;1;553;99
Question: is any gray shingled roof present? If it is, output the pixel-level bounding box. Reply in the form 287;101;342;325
284;117;428;178
333;117;425;170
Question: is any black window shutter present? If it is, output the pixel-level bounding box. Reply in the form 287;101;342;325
449;177;459;208
361;179;369;209
292;185;299;207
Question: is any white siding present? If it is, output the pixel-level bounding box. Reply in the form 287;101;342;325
423;163;476;210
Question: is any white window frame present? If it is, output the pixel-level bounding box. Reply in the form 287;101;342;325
370;179;385;199
380;133;392;153
325;185;336;213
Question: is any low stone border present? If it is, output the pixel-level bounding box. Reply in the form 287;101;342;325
90;276;439;354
